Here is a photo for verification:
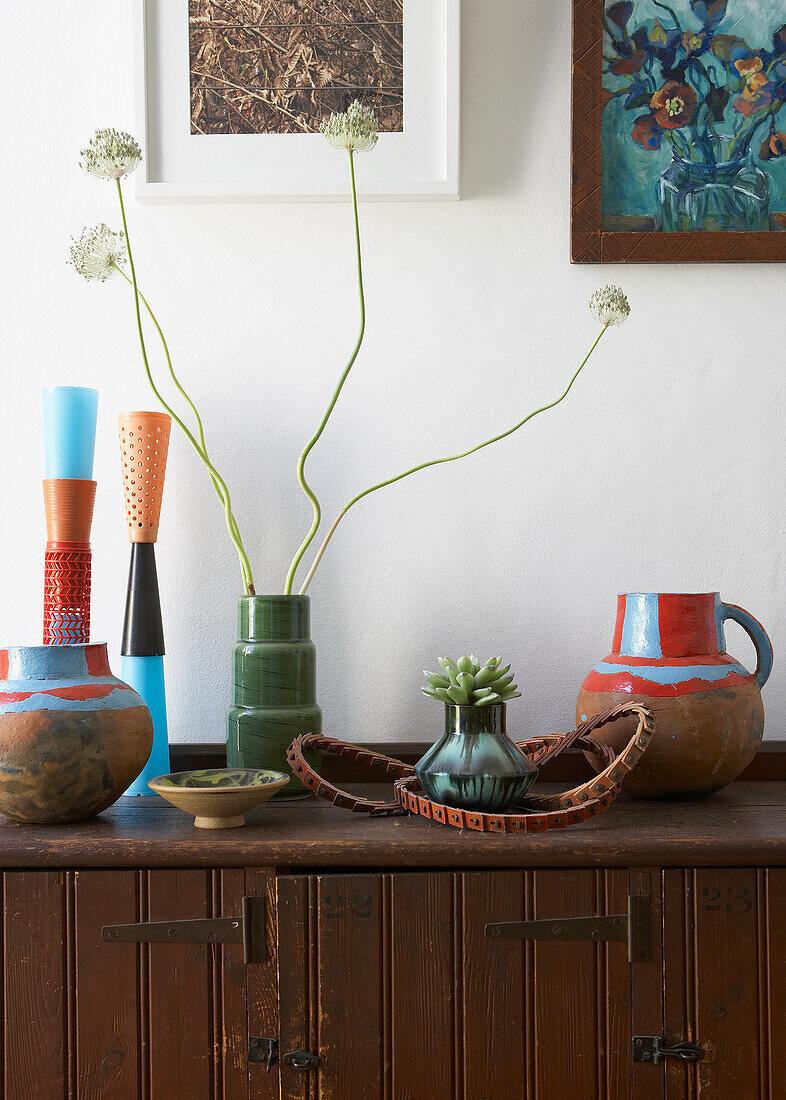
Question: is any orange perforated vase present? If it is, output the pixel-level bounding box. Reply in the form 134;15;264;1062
118;412;171;542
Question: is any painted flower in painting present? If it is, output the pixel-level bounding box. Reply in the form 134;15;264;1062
760;131;786;160
610;50;645;76
648;19;671;47
732;57;773;117
607;2;633;28
650;82;697;129
682;29;708;57
632;114;662;150
709;34;747;63
734;55;765;83
689;0;727;28
622;79;651;108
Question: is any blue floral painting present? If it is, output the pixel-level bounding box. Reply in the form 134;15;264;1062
601;0;786;230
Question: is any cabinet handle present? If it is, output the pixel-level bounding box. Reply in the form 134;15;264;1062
485;893;650;962
282;1050;321;1071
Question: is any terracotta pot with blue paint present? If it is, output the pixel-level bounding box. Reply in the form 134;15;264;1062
415;703;538;812
0;643;153;823
577;593;774;800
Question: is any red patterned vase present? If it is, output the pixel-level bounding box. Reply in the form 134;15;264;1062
0;643;153;823
577;593;773;799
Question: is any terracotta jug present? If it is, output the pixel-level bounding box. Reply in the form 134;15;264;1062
577;593;773;799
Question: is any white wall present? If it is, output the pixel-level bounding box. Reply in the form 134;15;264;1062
0;1;782;746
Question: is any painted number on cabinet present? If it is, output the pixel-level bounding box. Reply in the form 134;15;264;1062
323;893;374;919
702;884;753;913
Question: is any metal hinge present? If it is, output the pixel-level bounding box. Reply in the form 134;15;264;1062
102;895;266;964
633;1036;705;1064
484;893;650;962
248;1038;320;1072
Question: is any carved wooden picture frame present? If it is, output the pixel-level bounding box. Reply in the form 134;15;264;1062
571;0;786;262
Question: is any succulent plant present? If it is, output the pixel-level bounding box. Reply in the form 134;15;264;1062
422;656;521;707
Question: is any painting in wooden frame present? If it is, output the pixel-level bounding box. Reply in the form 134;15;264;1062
572;0;786;261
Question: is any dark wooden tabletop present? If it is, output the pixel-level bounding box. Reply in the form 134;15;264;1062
1;783;785;869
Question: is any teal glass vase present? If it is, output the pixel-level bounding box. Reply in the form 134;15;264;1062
226;595;321;799
415;703;538;813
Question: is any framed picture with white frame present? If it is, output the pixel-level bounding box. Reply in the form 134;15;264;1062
134;0;460;202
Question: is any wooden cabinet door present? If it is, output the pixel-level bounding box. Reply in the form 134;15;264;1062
2;867;274;1100
275;868;660;1100
661;868;786;1100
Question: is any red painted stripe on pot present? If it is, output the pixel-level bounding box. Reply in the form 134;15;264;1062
597;653;736;668
85;644;112;677
0;651;8;682
42;683;129;702
612;595;625;652
0;683;135;705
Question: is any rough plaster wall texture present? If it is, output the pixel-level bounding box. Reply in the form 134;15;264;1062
0;1;782;746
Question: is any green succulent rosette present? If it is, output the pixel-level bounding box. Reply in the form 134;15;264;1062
422;656;521;707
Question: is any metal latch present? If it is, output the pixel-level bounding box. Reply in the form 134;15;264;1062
484;893;650;962
248;1037;278;1072
633;1036;705;1064
102;895;265;964
248;1038;320;1073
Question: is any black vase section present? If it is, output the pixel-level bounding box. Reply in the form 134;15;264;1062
121;543;165;657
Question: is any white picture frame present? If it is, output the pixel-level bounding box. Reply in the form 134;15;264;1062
134;0;460;203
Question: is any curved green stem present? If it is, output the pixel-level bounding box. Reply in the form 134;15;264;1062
651;0;681;28
115;267;245;553
298;326;609;595
283;149;366;594
114;178;255;594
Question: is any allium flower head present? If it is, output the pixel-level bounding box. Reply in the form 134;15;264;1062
589;285;631;327
69;224;126;282
320;101;378;153
79;128;142;179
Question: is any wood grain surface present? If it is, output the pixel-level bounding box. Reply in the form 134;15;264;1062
0;783;785;869
660;867;786;1099
4;871;66;1097
1;870;279;1100
2;862;786;1096
273;869;678;1100
74;870;140;1100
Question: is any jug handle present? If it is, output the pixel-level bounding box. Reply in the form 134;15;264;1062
720;603;774;689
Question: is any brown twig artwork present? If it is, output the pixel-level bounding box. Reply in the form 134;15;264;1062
189;0;404;135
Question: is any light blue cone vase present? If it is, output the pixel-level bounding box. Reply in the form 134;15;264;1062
42;386;99;479
121;655;170;795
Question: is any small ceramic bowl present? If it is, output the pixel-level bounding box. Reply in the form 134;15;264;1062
148;768;290;829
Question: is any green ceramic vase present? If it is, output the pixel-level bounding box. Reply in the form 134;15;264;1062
226;595;321;799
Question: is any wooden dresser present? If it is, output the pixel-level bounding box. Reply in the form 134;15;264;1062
2;781;785;1100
